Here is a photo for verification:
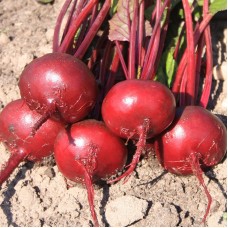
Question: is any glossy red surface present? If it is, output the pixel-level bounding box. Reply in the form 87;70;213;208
154;106;227;175
0;99;64;161
19;53;98;123
54;119;127;182
102;79;176;139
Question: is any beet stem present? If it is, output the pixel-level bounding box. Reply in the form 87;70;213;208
115;41;129;79
74;0;111;59
142;0;161;80
141;0;169;79
151;0;171;79
53;0;73;52
78;161;99;227
182;0;196;105
108;119;149;184
137;1;144;68
30;110;54;137
0;149;28;186
105;47;120;94
195;34;205;101
58;0;98;53
173;22;185;61
128;0;138;79
199;0;213;108
172;13;213;96
179;68;188;106
87;27;109;70
99;41;113;85
189;152;212;224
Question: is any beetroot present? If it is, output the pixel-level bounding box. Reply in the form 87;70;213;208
102;79;176;182
0;99;64;186
54;119;127;226
154;106;227;222
19;52;98;123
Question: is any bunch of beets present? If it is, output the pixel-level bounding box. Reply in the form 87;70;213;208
0;0;227;226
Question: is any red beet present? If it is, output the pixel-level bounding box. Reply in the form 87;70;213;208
0;99;65;186
54;119;127;226
154;106;227;222
101;79;176;182
19;52;98;123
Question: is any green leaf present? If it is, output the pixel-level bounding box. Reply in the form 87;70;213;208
36;0;54;4
156;47;177;87
110;0;119;16
209;0;227;15
165;48;177;87
144;4;155;21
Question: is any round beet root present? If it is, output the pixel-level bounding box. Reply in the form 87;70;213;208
54;119;127;226
101;79;176;182
102;79;176;140
0;99;65;186
154;106;226;175
19;52;98;123
154;106;227;223
54;119;127;182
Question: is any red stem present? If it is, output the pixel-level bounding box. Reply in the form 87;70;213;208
30;110;55;137
128;0;139;79
182;0;196;105
115;41;129;79
179;68;188;106
53;0;73;52
200;0;213;108
151;0;171;79
143;0;162;80
137;1;145;68
99;41;112;84
141;0;169;79
61;0;79;44
171;13;213;96
0;149;28;186
78;161;99;227
72;0;86;22
89;4;99;29
173;0;196;61
189;152;212;224
72;20;89;53
173;22;185;61
108;118;150;184
87;27;109;70
105;48;120;94
58;0;98;53
195;34;205;101
74;0;111;59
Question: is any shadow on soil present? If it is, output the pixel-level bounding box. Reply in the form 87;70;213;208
0;161;34;226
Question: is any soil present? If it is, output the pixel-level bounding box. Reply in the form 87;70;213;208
0;0;227;227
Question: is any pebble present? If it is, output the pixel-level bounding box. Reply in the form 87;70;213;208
0;33;10;45
16;185;40;208
45;28;54;42
105;195;148;227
